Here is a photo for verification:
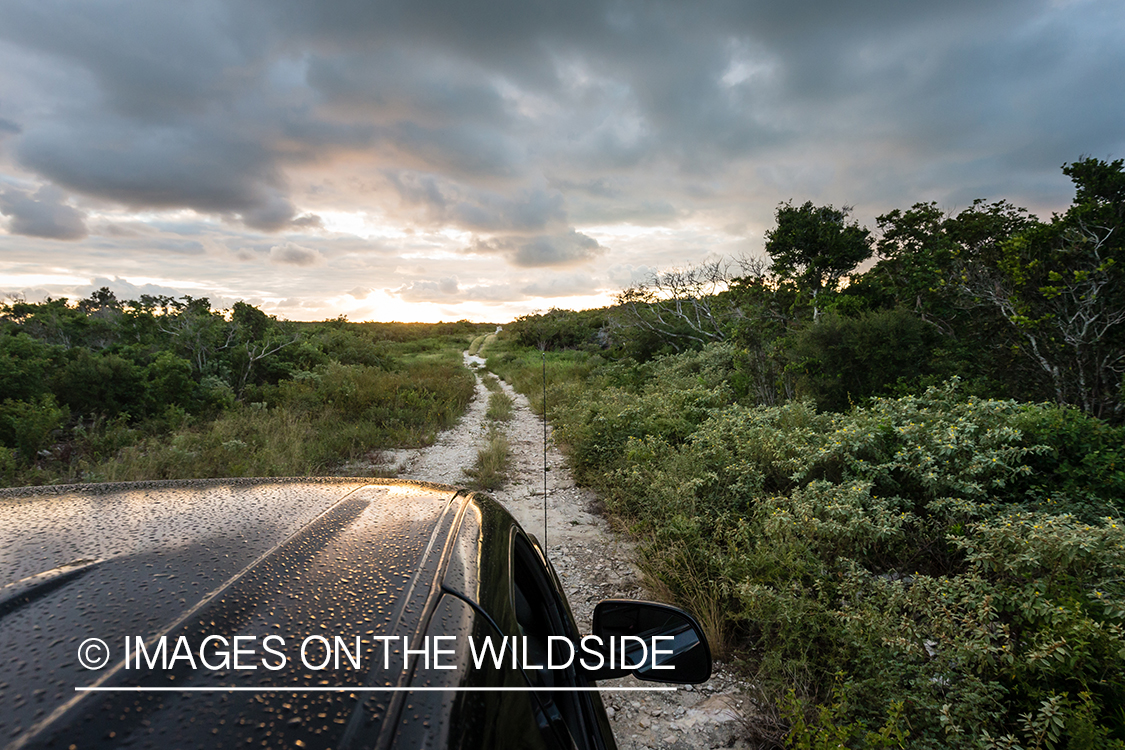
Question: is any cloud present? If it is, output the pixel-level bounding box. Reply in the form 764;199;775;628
393;277;460;302
269;242;323;266
0;184;88;239
385;171;567;232
291;213;324;229
0;0;1122;320
78;276;199;304
4;0;1120;233
392;277;520;304
15;119;310;231
519;272;601;298
470;229;605;268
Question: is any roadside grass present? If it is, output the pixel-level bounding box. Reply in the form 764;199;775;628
485;391;514;421
463;423;510;491
467;334;486;355
73;349;476;482
484;338;595;416
464;364;515;491
481;373;503;392
476;333;498;357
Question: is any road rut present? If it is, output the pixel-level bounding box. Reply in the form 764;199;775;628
379;352;750;750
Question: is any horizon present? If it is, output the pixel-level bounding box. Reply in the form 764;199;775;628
2;0;1122;323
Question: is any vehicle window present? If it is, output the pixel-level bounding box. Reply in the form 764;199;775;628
389;593;564;750
511;534;596;750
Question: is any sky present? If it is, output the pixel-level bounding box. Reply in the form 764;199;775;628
1;0;1122;323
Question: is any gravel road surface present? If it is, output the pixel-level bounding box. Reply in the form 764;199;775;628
380;353;752;750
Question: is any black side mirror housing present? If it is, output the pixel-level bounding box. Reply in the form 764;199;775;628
578;599;712;684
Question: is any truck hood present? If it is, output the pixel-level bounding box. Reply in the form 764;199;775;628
0;478;467;750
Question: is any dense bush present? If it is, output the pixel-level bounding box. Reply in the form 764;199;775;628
0;395;69;460
491;335;1125;748
785;308;945;411
0;332;58;402
508;308;608;351
0;293;488;485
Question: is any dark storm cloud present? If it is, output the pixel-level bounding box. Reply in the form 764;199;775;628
0;184;87;239
306;51;511;127
269;242;323;266
470;230;604;268
14;114;328;231
0;0;267;119
386;171;567;232
0;0;1122;262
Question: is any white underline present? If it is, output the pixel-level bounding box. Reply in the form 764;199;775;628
76;686;677;693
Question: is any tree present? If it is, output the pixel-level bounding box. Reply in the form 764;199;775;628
764;201;873;321
961;159;1125;420
613;259;741;354
157;297;235;376
229;302;300;394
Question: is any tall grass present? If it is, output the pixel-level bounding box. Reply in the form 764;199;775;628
484;342;595;416
485;391;514;421
481;373;503;392
462;423;511;491
476;333;499;356
79;357;475;481
464;360;515;491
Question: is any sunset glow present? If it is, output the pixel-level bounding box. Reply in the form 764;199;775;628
1;0;1121;321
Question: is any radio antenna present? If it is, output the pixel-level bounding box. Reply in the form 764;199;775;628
542;347;547;548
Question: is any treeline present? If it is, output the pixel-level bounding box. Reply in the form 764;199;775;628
489;158;1125;747
510;157;1125;423
495;346;1125;747
0;293;487;484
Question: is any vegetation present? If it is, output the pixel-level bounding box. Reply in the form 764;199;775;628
463;423;512;492
0;295;490;485
465;378;514;491
486;390;514;421
487;158;1125;748
6;156;1124;745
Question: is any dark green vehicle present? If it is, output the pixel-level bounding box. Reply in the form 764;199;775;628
0;479;710;749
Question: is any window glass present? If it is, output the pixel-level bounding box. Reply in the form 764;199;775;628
511;535;595;750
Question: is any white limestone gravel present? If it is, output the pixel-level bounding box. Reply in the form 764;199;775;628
376;352;753;750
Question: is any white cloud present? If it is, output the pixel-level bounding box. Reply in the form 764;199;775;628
269;242;323;267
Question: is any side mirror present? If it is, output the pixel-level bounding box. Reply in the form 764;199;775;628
579;599;711;684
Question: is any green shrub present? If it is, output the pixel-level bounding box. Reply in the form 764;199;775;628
0;394;69;461
486;391;514;421
199;375;236;412
0;445;16;483
0;332;58;402
1012;404;1125;521
785;308;944;411
143;352;197;412
463;424;511;491
53;349;146;417
508;308;607;351
498;349;1125;746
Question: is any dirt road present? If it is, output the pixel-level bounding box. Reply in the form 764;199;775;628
379;353;750;750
